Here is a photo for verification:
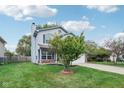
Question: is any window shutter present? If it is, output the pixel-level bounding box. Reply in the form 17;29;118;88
43;34;45;43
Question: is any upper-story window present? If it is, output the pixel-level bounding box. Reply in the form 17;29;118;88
58;30;61;33
43;33;52;44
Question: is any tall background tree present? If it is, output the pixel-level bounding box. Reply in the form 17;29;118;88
16;35;31;56
36;24;59;29
85;40;111;62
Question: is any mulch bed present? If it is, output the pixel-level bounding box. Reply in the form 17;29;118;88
61;69;74;75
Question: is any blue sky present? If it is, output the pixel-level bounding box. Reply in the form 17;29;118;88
0;5;124;52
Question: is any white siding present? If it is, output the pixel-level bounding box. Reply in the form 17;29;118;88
31;24;37;63
36;28;66;45
73;54;86;64
31;25;67;63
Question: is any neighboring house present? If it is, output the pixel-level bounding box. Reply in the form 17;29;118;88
110;53;124;62
31;23;86;64
0;36;6;61
110;52;117;62
119;54;124;61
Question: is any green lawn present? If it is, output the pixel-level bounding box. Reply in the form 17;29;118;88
0;62;124;88
93;61;124;67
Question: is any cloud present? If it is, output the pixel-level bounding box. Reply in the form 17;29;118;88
101;25;106;29
24;17;33;21
62;20;95;32
98;32;124;47
114;32;124;39
25;32;31;36
86;5;119;13
82;16;89;20
47;21;57;25
97;37;110;47
5;44;17;52
0;5;57;21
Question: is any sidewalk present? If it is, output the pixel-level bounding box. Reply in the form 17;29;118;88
73;63;124;75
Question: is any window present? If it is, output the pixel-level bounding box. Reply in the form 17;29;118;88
42;50;47;59
58;30;61;33
41;50;54;59
122;55;124;58
43;33;52;44
47;51;54;59
43;34;45;44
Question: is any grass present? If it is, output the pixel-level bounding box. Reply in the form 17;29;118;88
0;62;124;88
92;61;124;67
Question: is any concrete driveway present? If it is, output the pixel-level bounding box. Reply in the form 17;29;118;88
73;63;124;75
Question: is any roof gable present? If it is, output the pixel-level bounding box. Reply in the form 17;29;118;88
33;26;69;37
0;36;6;44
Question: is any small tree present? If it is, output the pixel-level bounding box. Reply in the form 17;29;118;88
49;32;85;71
104;38;124;62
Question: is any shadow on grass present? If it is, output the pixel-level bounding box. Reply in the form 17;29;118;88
46;64;78;67
47;64;64;66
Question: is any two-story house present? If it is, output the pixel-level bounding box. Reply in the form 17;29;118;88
0;36;6;60
31;23;86;64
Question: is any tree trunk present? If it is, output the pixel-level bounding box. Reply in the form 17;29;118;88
64;65;69;70
64;61;70;71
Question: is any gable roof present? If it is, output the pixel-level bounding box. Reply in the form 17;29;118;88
33;26;69;37
0;36;6;44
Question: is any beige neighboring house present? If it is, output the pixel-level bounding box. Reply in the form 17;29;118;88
0;36;6;58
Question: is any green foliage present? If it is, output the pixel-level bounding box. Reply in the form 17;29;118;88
4;50;15;59
96;48;111;56
94;61;124;67
85;41;98;55
85;41;111;61
36;24;59;29
16;35;31;56
49;32;85;70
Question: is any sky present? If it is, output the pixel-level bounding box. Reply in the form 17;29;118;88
0;5;124;52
